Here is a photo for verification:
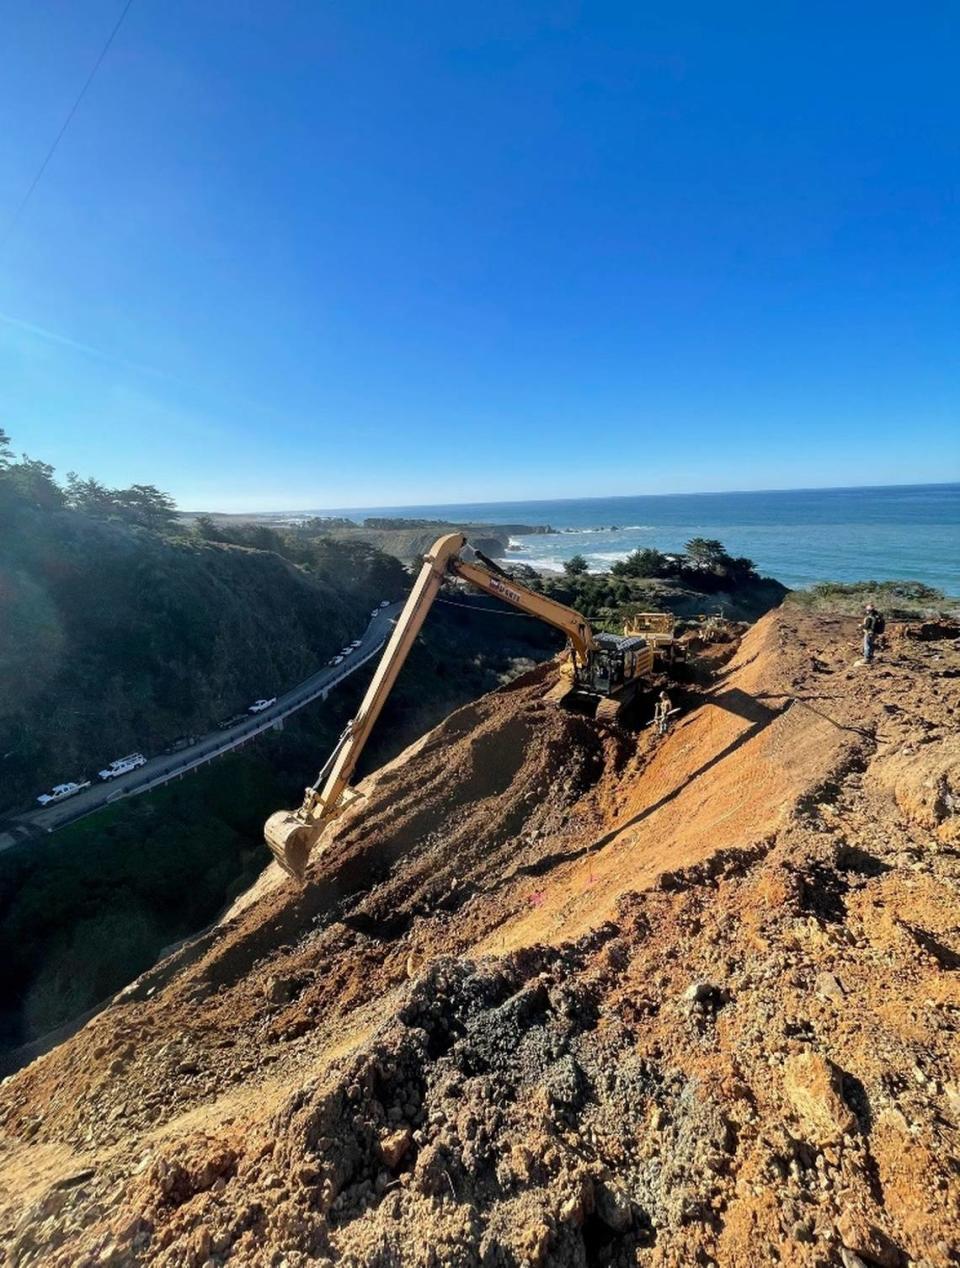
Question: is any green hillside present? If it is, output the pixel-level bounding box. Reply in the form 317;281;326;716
0;433;408;812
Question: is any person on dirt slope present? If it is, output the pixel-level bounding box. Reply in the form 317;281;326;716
654;689;674;735
862;603;885;664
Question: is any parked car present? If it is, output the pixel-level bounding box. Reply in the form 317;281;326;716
163;735;197;754
36;780;91;806
350;639;362;648
98;753;147;781
248;697;277;713
330;654;344;665
370;608;380;616
341;647;354;656
380;599;390;607
217;713;247;730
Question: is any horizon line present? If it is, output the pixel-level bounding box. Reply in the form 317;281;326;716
181;478;959;518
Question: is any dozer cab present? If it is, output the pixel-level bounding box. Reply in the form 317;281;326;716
265;533;659;879
623;611;685;667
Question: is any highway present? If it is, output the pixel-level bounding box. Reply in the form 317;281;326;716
0;603;402;853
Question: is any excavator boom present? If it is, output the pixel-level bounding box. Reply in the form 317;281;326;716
264;532;465;877
264;532;604;878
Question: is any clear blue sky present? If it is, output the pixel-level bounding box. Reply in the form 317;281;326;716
1;1;957;510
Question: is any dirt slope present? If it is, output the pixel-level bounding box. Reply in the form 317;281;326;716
1;609;959;1267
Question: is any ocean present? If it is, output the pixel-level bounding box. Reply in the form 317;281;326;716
313;484;960;594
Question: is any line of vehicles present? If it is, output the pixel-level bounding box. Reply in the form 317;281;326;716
328;600;391;666
33;602;393;810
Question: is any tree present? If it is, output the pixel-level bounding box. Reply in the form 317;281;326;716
683;537;728;568
727;555;758;583
194;515;226;542
111;484;178;531
65;473;117;516
563;554;589;576
611;547;669;579
0;428;12;470
2;455;65;511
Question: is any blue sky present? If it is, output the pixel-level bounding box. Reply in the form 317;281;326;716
1;1;957;510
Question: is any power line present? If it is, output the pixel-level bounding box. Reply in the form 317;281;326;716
435;597;540;618
1;0;137;251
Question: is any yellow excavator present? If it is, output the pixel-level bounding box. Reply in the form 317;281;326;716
265;532;656;878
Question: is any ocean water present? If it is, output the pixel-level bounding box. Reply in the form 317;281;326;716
314;484;960;594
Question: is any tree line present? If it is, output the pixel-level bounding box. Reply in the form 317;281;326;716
562;536;759;587
0;428;177;530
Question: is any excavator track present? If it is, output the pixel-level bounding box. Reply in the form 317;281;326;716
594;695;624;724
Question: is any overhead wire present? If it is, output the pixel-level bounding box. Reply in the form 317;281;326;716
1;0;137;251
435;597;541;618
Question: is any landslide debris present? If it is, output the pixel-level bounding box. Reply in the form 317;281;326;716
2;610;959;1267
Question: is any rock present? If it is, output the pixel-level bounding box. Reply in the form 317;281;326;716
815;972;844;1001
783;1053;856;1144
596;1182;633;1232
840;1251;869;1268
263;976;294;1005
379;1127;413;1170
681;981;726;1012
53;1169;96;1190
836;1211;904;1267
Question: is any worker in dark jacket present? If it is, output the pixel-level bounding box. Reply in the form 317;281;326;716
862;604;884;663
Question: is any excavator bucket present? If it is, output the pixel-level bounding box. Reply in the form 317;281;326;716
264;787;365;880
264;810;317;880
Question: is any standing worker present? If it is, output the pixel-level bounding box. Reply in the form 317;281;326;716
654;689;674;735
862;603;885;664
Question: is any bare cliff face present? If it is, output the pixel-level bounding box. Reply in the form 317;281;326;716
1;609;958;1267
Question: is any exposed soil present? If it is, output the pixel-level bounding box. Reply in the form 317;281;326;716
1;610;959;1267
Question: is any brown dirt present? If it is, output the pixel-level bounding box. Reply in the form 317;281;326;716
2;609;959;1267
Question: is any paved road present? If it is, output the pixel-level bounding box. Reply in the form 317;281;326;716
0;603;402;853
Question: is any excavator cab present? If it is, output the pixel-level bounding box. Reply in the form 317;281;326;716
587;633;654;693
572;633;655;721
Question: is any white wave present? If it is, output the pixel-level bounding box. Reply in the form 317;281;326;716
512;555;566;572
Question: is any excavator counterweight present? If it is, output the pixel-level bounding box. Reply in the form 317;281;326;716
265;533;662;879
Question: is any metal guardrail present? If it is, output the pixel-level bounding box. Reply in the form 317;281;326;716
1;614;396;848
102;635;388;805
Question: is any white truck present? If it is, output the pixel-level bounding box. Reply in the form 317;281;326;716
98;753;147;781
248;697;277;713
36;780;91;806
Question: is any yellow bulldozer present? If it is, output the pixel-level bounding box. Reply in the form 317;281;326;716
265;533;665;879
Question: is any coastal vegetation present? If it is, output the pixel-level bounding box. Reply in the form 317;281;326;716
516;538;786;628
0;430;411;811
786;579;956;618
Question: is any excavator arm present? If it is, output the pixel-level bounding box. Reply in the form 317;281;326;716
264;532;596;878
448;558;594;666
